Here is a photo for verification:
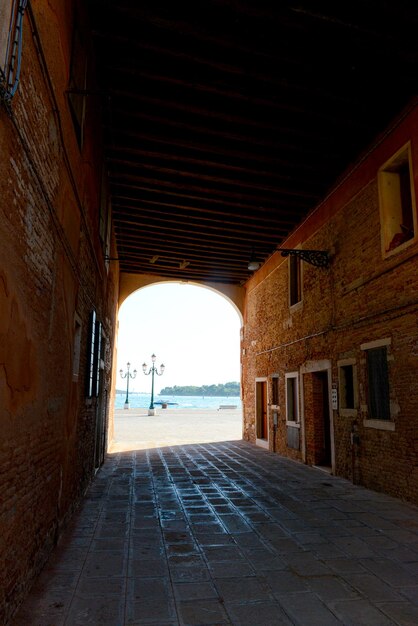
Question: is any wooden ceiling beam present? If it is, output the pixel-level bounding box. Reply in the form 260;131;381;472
107;106;350;152
116;237;272;259
111;201;296;231
114;217;280;245
118;260;248;278
112;206;287;238
109;171;319;204
107;144;330;180
108;158;324;197
111;194;300;226
110;182;310;215
105;128;342;170
104;74;366;130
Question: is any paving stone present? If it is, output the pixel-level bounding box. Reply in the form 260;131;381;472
76;576;125;597
225;600;293;625
64;594;125;626
218;515;252;533
177;599;229;625
378;602;418;626
286;552;333;577
83;551;126;578
360;558;416;587
278;591;341;625
306;575;359;602
208;561;256;578
202;546;246;563
267;569;310;595
128;558;169;577
330;536;377;558
344;572;402;602
214;577;272;603
173;582;219;601
242;548;286;572
331;598;394;625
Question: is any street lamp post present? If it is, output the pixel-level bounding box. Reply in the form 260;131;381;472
119;362;137;409
142;354;165;416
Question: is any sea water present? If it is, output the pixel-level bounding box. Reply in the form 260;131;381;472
114;392;241;410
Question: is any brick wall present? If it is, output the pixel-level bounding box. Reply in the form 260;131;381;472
0;2;119;622
242;105;418;505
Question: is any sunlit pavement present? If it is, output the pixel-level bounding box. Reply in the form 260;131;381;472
111;408;243;451
13;411;418;625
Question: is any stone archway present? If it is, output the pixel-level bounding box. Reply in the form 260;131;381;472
108;274;244;447
118;272;244;320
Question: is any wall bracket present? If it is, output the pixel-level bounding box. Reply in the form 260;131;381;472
277;248;330;268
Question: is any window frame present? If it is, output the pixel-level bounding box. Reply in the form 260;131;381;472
72;313;82;381
360;338;394;430
285;372;299;425
271;374;279;408
378;143;417;258
67;15;88;149
337;358;358;416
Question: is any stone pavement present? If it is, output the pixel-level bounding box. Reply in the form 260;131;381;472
12;419;418;625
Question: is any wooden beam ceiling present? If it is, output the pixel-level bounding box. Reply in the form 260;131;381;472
87;0;418;283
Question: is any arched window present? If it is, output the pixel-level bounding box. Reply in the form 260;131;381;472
0;0;27;101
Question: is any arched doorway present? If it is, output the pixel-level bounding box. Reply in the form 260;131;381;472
110;281;243;450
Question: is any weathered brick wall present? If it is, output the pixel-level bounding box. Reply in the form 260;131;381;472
0;2;119;622
242;106;418;505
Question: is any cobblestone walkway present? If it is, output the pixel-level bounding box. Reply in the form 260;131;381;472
13;441;418;625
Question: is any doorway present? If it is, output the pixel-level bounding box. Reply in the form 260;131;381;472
256;379;268;448
303;368;332;468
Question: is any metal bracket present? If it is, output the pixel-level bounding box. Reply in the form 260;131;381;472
277;248;330;268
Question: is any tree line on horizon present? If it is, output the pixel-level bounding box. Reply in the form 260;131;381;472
159;381;240;396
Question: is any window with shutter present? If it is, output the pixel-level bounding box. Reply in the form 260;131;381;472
0;0;27;100
366;346;390;420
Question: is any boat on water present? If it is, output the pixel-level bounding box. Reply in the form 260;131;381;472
153;401;178;406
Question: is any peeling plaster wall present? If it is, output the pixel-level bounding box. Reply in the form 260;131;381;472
0;1;119;622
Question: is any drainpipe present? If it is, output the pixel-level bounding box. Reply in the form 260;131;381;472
273;410;278;453
350;422;360;484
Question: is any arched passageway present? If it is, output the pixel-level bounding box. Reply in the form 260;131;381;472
110;281;243;449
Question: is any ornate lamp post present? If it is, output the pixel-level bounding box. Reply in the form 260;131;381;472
119;362;137;409
142;354;165;416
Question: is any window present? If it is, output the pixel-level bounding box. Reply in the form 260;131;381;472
285;372;299;423
366;346;390;420
68;18;87;147
0;0;27;99
338;359;357;411
378;144;416;255
72;315;82;380
99;165;112;264
289;254;302;306
271;375;279;407
86;310;102;398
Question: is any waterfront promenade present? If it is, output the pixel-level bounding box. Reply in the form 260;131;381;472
111;407;242;451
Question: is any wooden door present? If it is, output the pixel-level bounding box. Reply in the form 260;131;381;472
256;380;268;440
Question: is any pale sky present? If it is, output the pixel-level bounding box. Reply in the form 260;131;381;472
116;283;242;393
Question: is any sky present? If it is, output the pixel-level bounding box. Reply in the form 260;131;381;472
116;283;242;393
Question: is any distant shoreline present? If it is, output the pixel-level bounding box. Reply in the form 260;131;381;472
115;391;240;397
